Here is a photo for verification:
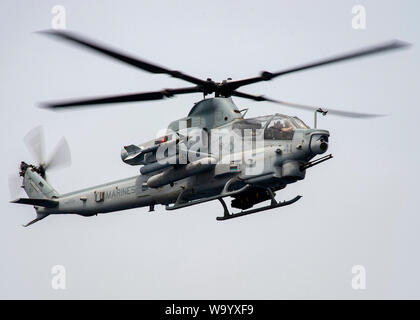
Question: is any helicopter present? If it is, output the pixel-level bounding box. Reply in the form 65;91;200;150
10;30;410;227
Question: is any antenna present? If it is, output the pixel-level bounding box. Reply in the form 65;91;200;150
314;108;328;128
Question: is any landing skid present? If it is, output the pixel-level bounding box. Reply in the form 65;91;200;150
216;195;302;221
165;177;302;221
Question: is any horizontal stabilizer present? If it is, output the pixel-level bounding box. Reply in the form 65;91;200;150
11;198;59;208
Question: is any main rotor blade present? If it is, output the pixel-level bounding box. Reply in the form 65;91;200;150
45;137;72;171
228;40;410;90
23;126;45;164
232;91;384;118
42;86;202;109
40;30;209;87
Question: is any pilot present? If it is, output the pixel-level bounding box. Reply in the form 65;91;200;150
271;121;284;139
273;120;282;129
281;119;293;132
265;119;294;139
274;120;293;132
271;119;293;139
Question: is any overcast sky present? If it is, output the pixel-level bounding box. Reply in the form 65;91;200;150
0;0;419;299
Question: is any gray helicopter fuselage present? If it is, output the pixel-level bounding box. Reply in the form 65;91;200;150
24;98;329;218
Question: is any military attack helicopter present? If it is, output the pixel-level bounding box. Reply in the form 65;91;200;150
10;31;409;226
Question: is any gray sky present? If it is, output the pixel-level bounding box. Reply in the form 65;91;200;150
0;0;419;299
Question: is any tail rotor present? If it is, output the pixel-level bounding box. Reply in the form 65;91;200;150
8;126;72;199
22;125;72;179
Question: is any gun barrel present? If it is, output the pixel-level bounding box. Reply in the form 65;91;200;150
300;154;333;171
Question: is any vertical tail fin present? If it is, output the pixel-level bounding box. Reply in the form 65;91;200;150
11;127;71;227
20;162;59;199
11;162;60;227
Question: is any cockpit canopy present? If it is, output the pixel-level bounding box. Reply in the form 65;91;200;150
232;114;310;140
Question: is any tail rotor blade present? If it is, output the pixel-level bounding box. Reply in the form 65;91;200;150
8;173;23;199
45;137;72;171
23;126;45;165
